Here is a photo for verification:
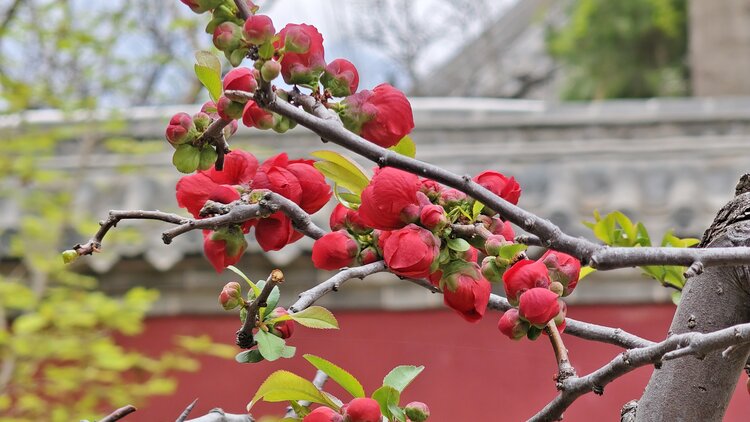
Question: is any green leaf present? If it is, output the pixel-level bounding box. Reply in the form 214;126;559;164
498;244;527;261
261;285;281;320
236;349;265;364
372;385;405;422
311;151;370;191
382;365;424;392
314;161;368;196
172;144;201;174
247;370;339;410
612;211;636;245
578;266;596;280
635;222;651;246
447;238;471;252
303;354;366;399
337;191;362;205
195;50;221;75
227;265;261;297
194;64;223;103
255;329;286;361
258;43;275;60
281;345;297;359
289;306;339;329
388;135;416;158
332;183;361;210
471;201;485;220
592;213;616;244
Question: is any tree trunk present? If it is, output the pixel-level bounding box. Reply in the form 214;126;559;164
635;184;750;421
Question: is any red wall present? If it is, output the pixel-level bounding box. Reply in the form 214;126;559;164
119;305;750;421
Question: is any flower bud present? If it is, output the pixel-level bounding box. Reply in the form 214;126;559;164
342;398;381;422
61;249;79;264
419;204;448;232
541;250;582;296
380;225;440;278
441;261;492;322
553;300;567;326
217;96;244;120
282;25;312;53
498;308;528;340
223;120;239;139
404;402;430;422
243;14;275;45
481;256;503;283
359;246;380;265
518;287;560;327
502;259;551;306
549;281;564;297
484;234;508;256
213;22;243;51
303;406;343;422
439;188;467;207
219;281;243;310
242;100;274;129
268;307;295;339
192;112;211;132
312;230;360;271
223;67;257;95
201;100;218;118
322;59;359;97
180;0;222;14
488;218;515;241
165;112;197;147
261;60;281;82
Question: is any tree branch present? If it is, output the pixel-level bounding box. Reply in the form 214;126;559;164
237;269;284;348
528;321;750;422
97;405;137;422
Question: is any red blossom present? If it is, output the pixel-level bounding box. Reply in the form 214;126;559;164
223;67;257;93
329;204;368;233
498;308;528;340
312;230;359;270
341;84;414;148
379;224;439;278
342;398;382;422
303;406;343;422
442;262;492;323
473;170;522;205
165;112;196;146
242;14;275;45
419;204;448;231
358;167;421;230
502;259;551;306
203;228;247;272
268;307;295;339
518;287;560;326
541;250;582;296
275;23;326;85
322;58;359;97
242;100;273;129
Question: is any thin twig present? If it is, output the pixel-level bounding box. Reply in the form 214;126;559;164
545;320;576;383
98;405;137;422
236;269;284;348
176;399;199;422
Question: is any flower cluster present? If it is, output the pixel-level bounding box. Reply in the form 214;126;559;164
176;149;330;272
498;250;581;340
312;166;527;324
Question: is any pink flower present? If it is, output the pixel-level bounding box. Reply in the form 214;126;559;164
518;288;560;326
303;406;343;422
341;84;414;148
165;112;197;146
275;23;326;86
217;95;244;120
358;167;421;230
497;308;528;340
379;224;440;278
242;14;275;45
223;67;257;93
502;259;550;306
312;230;359;270
541;250;582;296
342;398;381;422
175;149;259;218
322;58;359;97
242;100;273;129
441;262;492;323
473;171;522;205
419;204;448;231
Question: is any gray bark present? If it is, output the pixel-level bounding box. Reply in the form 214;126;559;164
636;181;750;421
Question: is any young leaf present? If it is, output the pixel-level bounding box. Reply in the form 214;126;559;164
371;385;405;422
498;244;528;261
256;329;286;361
382;365;424;392
471;201;485;220
195;50;221;75
389;135;416;158
236;349;265;364
280;345;296;359
312;151;370;189
227;265;260;297
261;285;281;320
289;306;339;329
247;370;339;410
447;238;471;252
303;354;366;399
194;64;223;103
578;266;596;280
314;161;368;196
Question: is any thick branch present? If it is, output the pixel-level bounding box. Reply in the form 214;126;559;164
529;321;750;422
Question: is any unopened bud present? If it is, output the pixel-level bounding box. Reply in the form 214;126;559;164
404;402;430;422
261;60;281;82
549;281;564;297
62;249;79;264
219;281;243;310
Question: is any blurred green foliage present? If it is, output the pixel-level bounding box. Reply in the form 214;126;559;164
0;2;230;417
547;0;688;100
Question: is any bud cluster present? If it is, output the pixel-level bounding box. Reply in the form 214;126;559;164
302;398;430;422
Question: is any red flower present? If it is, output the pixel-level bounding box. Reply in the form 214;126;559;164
223;67;257;93
303;406;342;422
419;178;443;201
518;287;560;326
322;58;359;97
379;224;439;278
275;23;326;86
502;259;550;306
441;262;492;323
203;228;247;272
358;167;421;230
541;250;582;296
473;171;522;205
419;204;447;231
251;153;331;251
242;100;273;129
329;204;368;233
342;398;382;422
176;149;258;218
312;230;359;270
165;112;196;146
268;307;295;339
341;84;414;148
242;14;275;45
498;308;528;340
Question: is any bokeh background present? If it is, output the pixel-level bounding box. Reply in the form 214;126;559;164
2;0;750;420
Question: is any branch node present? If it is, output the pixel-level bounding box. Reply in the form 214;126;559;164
684;261;704;278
